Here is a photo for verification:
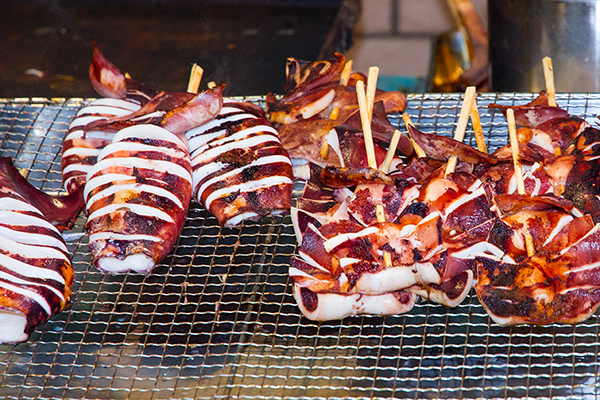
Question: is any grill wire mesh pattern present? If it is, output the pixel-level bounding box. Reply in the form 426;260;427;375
1;93;600;400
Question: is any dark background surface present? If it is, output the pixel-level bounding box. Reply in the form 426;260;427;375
0;0;356;98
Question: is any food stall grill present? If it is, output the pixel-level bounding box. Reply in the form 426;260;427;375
0;93;599;399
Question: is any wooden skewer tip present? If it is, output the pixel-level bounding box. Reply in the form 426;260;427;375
340;59;353;86
542;56;557;107
470;98;488;154
507;108;526;195
445;86;477;176
187;63;204;94
356;80;378;170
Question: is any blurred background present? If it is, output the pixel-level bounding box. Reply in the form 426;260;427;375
0;0;488;98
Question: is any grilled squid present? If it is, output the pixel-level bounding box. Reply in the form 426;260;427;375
0;157;81;343
186;99;294;226
62;98;142;193
84;124;192;273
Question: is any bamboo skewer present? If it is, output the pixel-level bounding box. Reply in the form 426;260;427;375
507;109;525;195
543;56;561;156
402;113;427;158
321;60;353;164
356;80;378;170
365;66;379;124
356;67;392;267
470;98;487;153
445;86;477;176
340;59;353;86
507;108;535;257
543;56;557;107
381;129;403;174
187;63;204;94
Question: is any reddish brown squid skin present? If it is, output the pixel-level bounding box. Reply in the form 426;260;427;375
0;157;77;343
84;124;194;274
0;157;84;230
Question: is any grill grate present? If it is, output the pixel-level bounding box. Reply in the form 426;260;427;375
0;94;600;399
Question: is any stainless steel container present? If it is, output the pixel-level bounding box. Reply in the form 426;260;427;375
489;0;600;92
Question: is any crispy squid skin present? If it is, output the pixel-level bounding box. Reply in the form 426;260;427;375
266;53;346;124
0;163;74;343
186;99;293;226
475;256;600;326
406;123;494;165
321;166;397;187
470;193;600;325
289;172;498;320
488;91;570;127
84;124;192;273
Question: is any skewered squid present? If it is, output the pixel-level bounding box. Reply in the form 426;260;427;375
289;161;496;320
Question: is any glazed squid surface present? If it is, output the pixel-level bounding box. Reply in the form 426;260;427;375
84;124;193;273
186;98;294;227
0;157;82;343
62;97;142;193
289;163;496;321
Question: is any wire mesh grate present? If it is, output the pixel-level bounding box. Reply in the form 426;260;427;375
0;94;599;399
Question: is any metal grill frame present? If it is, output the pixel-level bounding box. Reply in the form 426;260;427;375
0;94;599;399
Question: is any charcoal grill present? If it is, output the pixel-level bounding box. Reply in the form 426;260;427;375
1;93;600;399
